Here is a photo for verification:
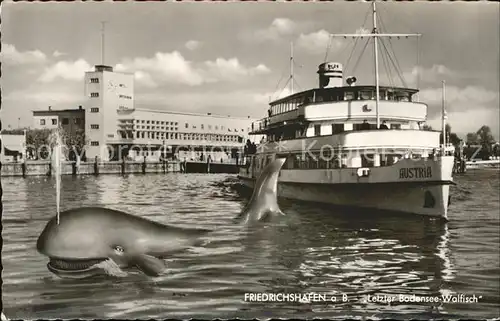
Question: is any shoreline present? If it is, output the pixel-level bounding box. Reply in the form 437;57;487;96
0;160;241;177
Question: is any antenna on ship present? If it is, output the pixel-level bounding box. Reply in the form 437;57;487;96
330;1;421;128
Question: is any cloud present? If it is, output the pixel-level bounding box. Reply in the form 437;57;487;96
202;58;270;82
133;71;158;88
420;85;497;114
296;29;343;55
52;50;66;58
403;64;458;87
427;108;500;139
115;51;270;86
38;59;92;83
136;89;273;118
115;51;204;86
242;18;298;42
185;40;202;51
4;89;84;105
419;84;499;137
355;27;371;35
1;43;47;65
254;87;293;104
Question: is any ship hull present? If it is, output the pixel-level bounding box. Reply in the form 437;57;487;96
238;176;451;219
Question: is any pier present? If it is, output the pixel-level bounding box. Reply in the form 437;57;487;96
0;159;242;177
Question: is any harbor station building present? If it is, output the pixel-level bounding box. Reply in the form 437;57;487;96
33;65;260;162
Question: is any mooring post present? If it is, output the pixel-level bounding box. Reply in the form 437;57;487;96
21;156;27;178
121;157;126;176
94;156;99;176
142;155;146;174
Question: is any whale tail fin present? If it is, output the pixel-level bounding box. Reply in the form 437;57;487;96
238;157;287;223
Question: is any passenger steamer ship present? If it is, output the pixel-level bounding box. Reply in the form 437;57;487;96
238;2;455;219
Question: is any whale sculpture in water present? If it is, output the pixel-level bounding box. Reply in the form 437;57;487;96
36;157;287;278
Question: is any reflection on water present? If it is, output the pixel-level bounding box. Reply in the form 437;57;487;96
2;171;499;319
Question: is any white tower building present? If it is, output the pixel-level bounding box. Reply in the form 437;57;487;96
83;65;135;160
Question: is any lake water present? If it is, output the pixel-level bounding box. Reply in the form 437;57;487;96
1;170;499;319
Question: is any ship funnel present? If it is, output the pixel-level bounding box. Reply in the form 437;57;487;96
317;62;343;88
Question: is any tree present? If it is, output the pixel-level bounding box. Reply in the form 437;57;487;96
61;129;88;161
5;128;87;160
466;132;479;146
26;129;53;159
476;125;495;159
439;123;462;147
476;125;495;146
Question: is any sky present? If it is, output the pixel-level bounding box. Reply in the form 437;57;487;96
1;1;499;139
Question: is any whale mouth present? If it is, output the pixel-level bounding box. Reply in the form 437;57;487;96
47;257;107;273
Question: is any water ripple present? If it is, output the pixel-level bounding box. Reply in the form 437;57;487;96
2;171;499;319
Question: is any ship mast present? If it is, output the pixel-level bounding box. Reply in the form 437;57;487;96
330;1;421;128
442;80;447;152
372;1;380;129
290;42;294;95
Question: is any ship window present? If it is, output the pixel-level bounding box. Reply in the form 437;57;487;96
396;92;410;102
390;124;401;129
314;125;321;136
359;91;372;100
332;124;344;134
344;91;355;100
362;154;375;167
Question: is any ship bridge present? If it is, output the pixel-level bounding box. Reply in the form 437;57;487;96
251;85;424;134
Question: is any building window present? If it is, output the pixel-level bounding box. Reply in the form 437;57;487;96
52;119;58;125
74;118;81;124
91;124;100;129
90;107;99;113
40;119;46;125
185;123;188;128
201;124;204;130
90;141;100;146
314;124;321;136
62;118;69;125
90;92;99;98
90;78;99;83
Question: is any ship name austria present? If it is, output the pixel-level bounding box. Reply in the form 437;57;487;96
399;166;432;179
